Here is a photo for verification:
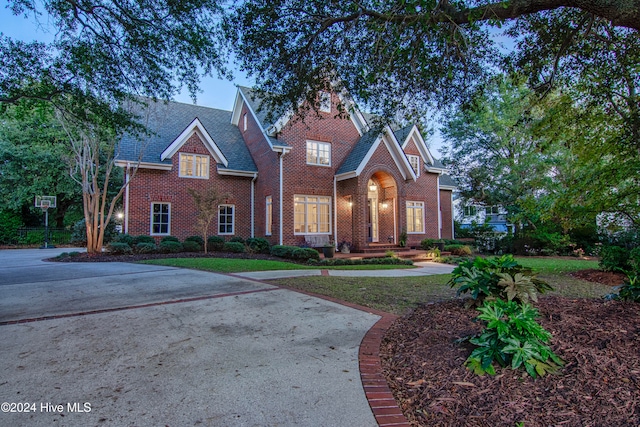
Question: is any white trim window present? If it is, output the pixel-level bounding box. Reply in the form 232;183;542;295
151;203;170;235
306;140;331;166
406;201;425;234
243;113;248;131
464;206;478;216
294;195;331;234
218;204;235;235
265;196;272;236
179;153;209;178
319;91;331;113
408;155;420;176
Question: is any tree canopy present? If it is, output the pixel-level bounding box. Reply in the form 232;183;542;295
226;0;638;125
1;0;229;128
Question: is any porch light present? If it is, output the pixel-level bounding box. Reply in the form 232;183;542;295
381;201;388;209
344;195;353;207
369;184;377;192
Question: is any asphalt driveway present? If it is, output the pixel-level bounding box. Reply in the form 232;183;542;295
0;249;380;426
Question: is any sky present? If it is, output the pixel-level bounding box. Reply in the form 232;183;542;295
0;1;447;156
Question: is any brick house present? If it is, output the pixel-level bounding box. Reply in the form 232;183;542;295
116;87;455;251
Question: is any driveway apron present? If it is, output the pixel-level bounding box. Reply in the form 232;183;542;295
0;249;380;426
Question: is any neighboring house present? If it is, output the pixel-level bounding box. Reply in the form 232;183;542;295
454;200;514;234
116;86;455;251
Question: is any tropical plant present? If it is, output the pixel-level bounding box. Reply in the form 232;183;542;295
448;255;552;306
464;299;564;378
606;274;640;303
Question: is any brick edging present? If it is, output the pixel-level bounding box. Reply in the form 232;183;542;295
359;315;412;427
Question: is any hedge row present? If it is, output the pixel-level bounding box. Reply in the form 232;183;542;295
314;257;413;266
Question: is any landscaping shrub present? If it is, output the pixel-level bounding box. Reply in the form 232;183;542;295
223;241;245;253
135;242;158;254
291;247;320;262
229;236;246;244
207;236;225;251
270;245;296;258
133;235;156;245
182;240;202;252
448;254;553;306
464;299;563;378
599;245;630;273
420;238;440;250
185;235;205;246
246;237;271;254
316;257;413;266
112;233;134;246
159;240;183;253
161;235;180;243
445;244;472;256
629;247;640;273
108;242;133;254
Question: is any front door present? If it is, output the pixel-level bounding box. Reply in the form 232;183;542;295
367;197;379;243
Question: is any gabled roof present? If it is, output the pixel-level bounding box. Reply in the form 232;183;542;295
439;173;457;189
117;99;257;174
336;126;417;182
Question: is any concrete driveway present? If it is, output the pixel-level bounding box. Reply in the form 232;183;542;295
0;249;380;426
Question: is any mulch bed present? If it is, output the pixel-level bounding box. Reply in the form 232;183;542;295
381;296;640;427
570;269;627;286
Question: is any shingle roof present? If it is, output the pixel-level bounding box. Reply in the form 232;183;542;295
439;174;457;188
117;99;257;173
392;125;413;145
336;130;379;175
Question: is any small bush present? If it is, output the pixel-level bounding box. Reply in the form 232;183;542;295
464;299;563;378
271;245;296;258
112;233;134;246
291;247;320;262
223;241;246;253
246;237;271;254
133;235;156;245
629;247;640;274
182;240;202;252
448;254;553;307
606;273;640;302
135;242;158;254
229;236;246;244
316;257;413;266
207;236;225;251
185;235;205;246
445;244;472;256
161;235;180;243
599;245;630;273
159;240;183;253
108;242;133;255
421;238;440;250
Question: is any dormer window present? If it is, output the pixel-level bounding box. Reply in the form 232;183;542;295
179;153;209;178
319;91;331;113
408;154;420;176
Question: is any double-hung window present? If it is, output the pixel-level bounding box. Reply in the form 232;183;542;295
294;195;331;234
464;206;477;216
406;201;425;234
407;155;420;176
306;140;331;166
179;153;209;178
151;203;170;235
218;205;234;235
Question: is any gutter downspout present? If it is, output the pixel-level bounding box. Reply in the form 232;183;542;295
333;176;337;245
124;163;130;234
437;175;442;239
250;174;257;238
279;151;287;245
451;192;455;239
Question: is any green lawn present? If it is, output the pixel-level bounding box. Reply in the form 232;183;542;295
269;257;611;315
138;257;415;273
141;255;610;315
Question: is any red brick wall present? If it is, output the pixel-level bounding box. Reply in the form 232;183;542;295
275;92;363;245
126;133;253;241
440;189;454;239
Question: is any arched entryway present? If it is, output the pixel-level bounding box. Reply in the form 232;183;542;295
366;171;398;246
